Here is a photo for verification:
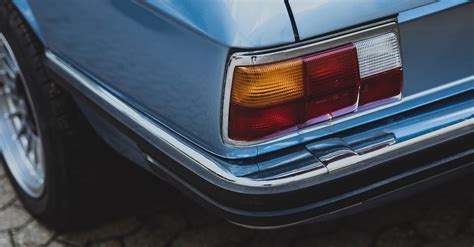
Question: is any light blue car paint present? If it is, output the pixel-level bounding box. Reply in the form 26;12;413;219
12;0;474;166
287;0;436;40
398;0;471;22
136;0;296;48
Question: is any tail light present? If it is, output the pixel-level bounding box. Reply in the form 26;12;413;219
227;32;403;143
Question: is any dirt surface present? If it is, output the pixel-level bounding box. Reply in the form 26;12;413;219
0;159;473;247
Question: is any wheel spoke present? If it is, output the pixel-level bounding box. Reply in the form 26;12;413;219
0;72;16;89
0;85;12;95
0;57;16;79
33;137;40;165
5;109;22;119
25;133;33;153
15;119;28;139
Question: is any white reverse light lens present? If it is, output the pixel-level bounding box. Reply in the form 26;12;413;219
354;33;402;78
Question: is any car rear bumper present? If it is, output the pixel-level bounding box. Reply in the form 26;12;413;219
141;91;472;228
144;120;472;229
45;49;473;229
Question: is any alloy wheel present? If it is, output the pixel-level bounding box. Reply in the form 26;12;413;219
0;33;46;198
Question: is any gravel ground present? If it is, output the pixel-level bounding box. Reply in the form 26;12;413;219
0;159;473;247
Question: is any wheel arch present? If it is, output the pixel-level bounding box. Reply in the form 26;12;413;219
11;0;45;45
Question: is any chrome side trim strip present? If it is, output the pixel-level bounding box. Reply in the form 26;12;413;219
46;51;473;188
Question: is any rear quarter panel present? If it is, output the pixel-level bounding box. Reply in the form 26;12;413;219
398;1;474;96
22;0;295;158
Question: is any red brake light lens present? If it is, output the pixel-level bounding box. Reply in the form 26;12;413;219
303;44;360;98
303;44;360;125
359;68;403;108
229;101;302;141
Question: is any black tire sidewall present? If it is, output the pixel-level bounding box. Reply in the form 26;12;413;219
0;3;69;222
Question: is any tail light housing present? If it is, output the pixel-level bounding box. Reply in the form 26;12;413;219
225;28;403;144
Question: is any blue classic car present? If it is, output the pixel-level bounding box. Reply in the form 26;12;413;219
0;0;472;229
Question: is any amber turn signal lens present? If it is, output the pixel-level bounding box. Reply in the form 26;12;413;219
231;59;304;108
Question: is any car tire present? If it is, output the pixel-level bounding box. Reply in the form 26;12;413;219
0;0;111;228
